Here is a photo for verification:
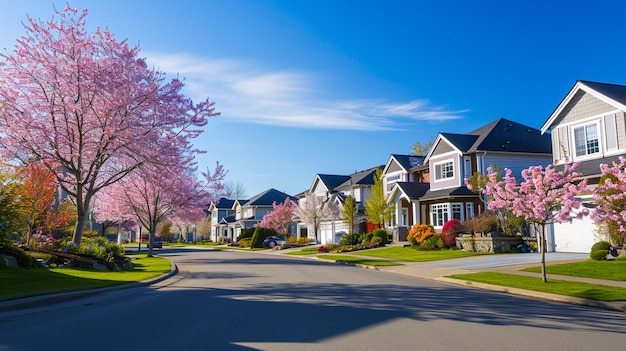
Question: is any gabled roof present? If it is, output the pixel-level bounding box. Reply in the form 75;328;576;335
242;188;298;207
427;118;551;161
389;182;431;201
208;197;236;212
336;165;383;189
541;80;626;133
313;174;351;192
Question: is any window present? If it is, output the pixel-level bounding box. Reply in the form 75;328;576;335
573;123;600;157
430;203;449;227
386;174;402;192
452;203;462;220
466;202;475;219
434;161;454;181
401;208;408;226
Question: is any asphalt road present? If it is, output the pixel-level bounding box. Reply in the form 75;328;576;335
1;248;625;351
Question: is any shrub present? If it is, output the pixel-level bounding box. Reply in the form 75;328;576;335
0;243;36;267
590;241;611;253
340;232;361;245
250;227;278;248
441;219;463;247
238;228;256;241
372;229;389;243
296;237;311;245
359;233;373;245
238;237;252;248
418;235;445;250
590;249;609;261
408;224;436;244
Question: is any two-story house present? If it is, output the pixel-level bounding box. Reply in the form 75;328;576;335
299;166;382;244
541;80;626;252
207;198;237;242
388;118;553;237
231;188;298;240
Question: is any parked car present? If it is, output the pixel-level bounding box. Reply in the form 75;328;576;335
142;235;163;249
263;235;286;248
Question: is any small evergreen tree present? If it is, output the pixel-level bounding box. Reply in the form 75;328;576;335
365;168;392;228
343;195;358;234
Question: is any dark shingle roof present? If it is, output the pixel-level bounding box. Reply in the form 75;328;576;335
443;118;551;154
214;198;236;209
317;174;351;191
579;80;626;106
244;188;298;206
395;182;431;199
336;166;383;188
420;186;477;201
390;154;426;170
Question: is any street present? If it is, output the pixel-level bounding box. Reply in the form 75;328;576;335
1;247;625;351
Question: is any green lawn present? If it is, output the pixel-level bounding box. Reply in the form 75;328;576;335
352;246;488;262
522;260;626;281
284;247;320;255
447;272;626;301
0;254;171;302
317;255;403;266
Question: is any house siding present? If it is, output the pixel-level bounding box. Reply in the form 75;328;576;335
431;140;455;156
483;153;553;178
429;154;460;190
550;91;626;161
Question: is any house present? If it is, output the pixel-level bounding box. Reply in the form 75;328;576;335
298;166;382;245
540;80;626;252
230;188;298;240
387;118;553;239
207;198;237;242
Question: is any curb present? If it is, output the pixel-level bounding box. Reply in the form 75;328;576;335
435;277;626;312
0;261;179;313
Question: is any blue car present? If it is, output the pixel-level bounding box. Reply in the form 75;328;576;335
263;236;286;248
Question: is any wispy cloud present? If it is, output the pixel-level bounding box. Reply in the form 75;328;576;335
146;53;467;131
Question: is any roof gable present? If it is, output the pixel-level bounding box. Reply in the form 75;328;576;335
542;80;626;133
468;118;551;153
244;188;298;207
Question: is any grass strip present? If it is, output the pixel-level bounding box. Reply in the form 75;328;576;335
353;246;487;262
317;255;403;266
522;260;626;281
0;254;171;302
284;247;320;255
447;272;626;301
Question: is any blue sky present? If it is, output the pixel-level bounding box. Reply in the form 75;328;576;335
2;1;626;198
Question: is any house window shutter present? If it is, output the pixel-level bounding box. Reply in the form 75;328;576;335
604;113;618;151
557;127;570;159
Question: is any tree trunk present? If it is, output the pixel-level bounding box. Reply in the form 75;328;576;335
72;207;88;245
540;223;547;283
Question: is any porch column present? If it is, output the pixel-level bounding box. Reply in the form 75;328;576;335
412;200;420;225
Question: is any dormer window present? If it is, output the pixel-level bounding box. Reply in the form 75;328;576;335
573;123;600;157
434;161;454;181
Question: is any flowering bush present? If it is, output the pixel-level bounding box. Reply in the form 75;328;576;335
408;224;436;245
441;219;463;247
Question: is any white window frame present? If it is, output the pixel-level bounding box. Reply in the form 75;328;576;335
430;203;449;228
434;160;455;181
571;120;601;160
451;203;462;220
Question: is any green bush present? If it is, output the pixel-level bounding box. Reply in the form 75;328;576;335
590;241;611;253
418;235;445;251
590;249;609;261
372;229;389;244
250;227;278;248
340;232;360;245
238;228;256;241
0;243;36;268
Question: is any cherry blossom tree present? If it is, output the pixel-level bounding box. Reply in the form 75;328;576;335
258;198;297;235
96;162;225;256
592;156;626;246
0;5;218;245
469;161;589;282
